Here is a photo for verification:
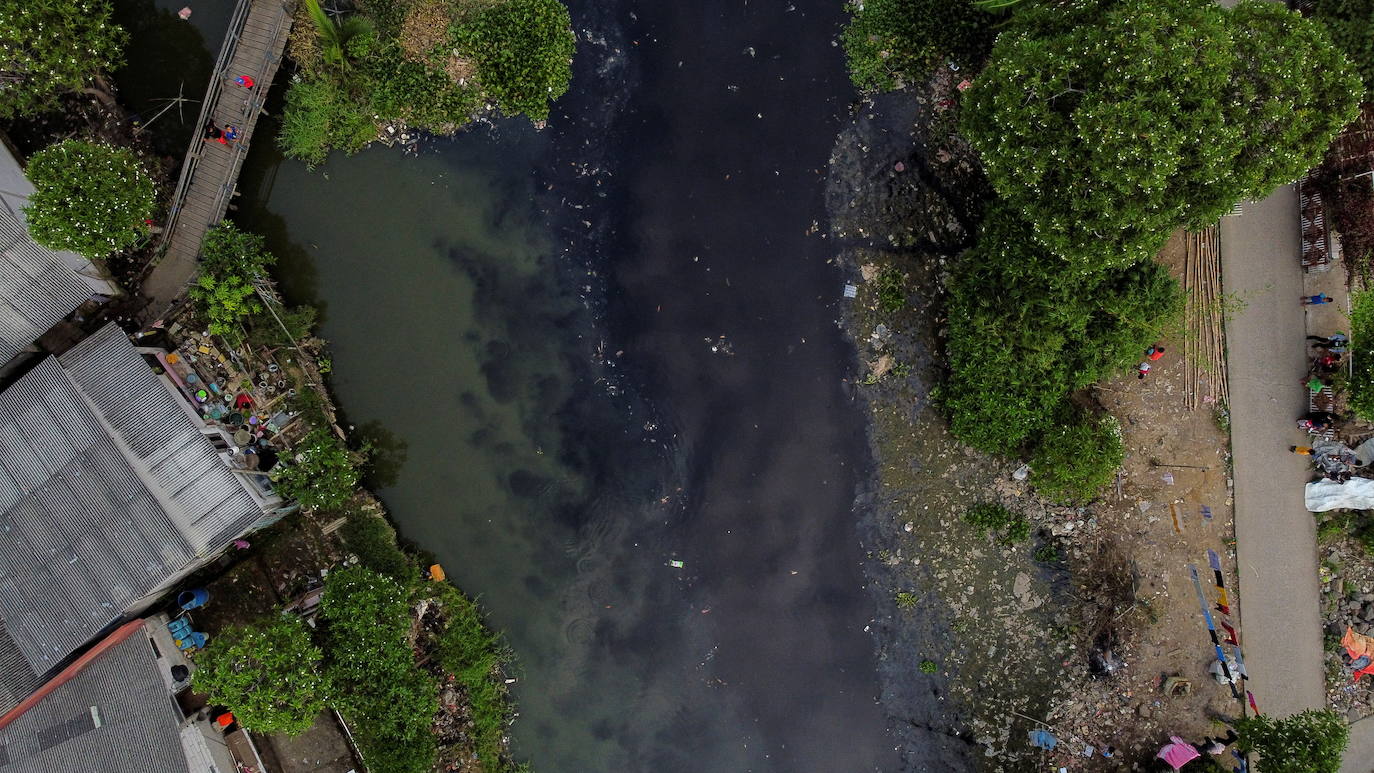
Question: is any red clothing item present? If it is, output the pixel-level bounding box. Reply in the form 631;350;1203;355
1148;350;1165;361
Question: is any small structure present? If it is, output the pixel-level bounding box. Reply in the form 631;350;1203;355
0;323;284;713
1298;173;1335;273
0;617;264;773
0;143;118;370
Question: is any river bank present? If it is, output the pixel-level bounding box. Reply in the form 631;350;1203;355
831;77;1249;769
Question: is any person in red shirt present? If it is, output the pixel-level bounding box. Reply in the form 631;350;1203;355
1145;344;1166;361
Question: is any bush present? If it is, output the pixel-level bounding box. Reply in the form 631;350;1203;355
918;659;938;674
962;0;1360;266
1316;0;1374;94
273;427;361;511
841;0;999;91
23;140;155;258
0;0;127;117
1236;709;1348;773
963;502;1029;546
191;617;327;735
278;76;377;167
321;566;438;773
434;585;516;770
191;222;275;340
453;0;575;121
1029;408;1123;504
941;208;1182;453
1348;289;1374;421
339;510;418;584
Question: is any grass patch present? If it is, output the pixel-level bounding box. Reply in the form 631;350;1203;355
963;502;1030;546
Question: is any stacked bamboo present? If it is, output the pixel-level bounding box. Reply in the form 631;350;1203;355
1184;226;1229;411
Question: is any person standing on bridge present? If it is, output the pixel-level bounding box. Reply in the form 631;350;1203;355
235;75;255;89
204;121;226;144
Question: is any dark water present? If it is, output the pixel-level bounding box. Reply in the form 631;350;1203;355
237;1;900;770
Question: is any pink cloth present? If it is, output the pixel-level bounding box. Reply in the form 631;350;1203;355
1156;736;1201;770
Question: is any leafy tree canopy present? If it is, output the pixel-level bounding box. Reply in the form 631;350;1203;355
0;0;126;117
272;426;361;511
1316;0;1374;94
190;222;276;341
842;0;999;91
190;617;327;735
23;139;155;259
1236;709;1348;773
961;0;1360;266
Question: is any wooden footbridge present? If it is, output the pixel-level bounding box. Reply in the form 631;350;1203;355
140;0;296;322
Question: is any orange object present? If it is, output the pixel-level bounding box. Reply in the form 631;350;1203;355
429;564;446;582
166;352;180;364
215;712;234;728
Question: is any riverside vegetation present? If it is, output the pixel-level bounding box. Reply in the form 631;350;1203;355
841;0;1361;765
280;0;575;165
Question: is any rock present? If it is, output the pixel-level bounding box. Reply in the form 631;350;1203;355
1138;705;1152;719
1363;603;1374;622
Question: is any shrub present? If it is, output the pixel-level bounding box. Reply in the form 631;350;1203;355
321;566;438;773
191;617;327;735
278;76;377;166
1316;0;1374;94
434;585;516;770
1236;708;1348;773
962;0;1361;267
963;502;1029;545
23;140;155;258
453;0;575;121
895;591;918;609
1029;407;1123;504
1348;289;1374;421
841;0;999;91
191;222;275;340
941;208;1182;453
876;268;907;313
339;510;418;584
0;0;126;117
918;659;938;674
273;427;361;510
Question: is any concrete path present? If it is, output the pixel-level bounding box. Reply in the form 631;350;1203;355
1346;715;1374;773
1220;185;1327;719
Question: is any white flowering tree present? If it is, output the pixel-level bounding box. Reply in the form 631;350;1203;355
0;0;127;118
23;139;155;259
961;0;1361;267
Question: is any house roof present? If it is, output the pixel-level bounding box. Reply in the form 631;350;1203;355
0;144;115;366
0;622;190;773
0;323;261;683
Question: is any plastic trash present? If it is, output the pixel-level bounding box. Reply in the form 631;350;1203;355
669;560;685;569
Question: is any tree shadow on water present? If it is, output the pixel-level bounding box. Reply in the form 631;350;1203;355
110;0;214;158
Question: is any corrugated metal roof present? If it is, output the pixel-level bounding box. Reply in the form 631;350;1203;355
0;626;41;715
0;323;262;677
0;626;190;773
0;209;94;365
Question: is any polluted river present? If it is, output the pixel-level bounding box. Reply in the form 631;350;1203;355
233;0;934;769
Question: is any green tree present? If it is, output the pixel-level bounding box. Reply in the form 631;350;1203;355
1347;289;1374;421
0;0;127;117
272;426;361;511
320;566;437;773
190;223;275;340
23;140;155;259
191;617;327;735
453;0;575;121
1236;709;1348;773
841;0;999;91
1316;0;1374;93
1029;407;1123;504
961;0;1360;267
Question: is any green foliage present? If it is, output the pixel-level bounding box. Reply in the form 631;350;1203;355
1033;543;1062;564
941;208;1182;453
278;76;377;167
191;223;275;340
433;584;517;770
918;658;938;673
1348;289;1374;421
191;617;327;735
453;0;575;120
841;0;998;91
339;510;419;584
1316;0;1374;93
321;566;438;773
272;427;361;510
895;591;918;609
23;140;155;258
1029;407;1123;504
963;502;1029;545
0;0;126;117
247;304;318;348
303;0;374;70
961;0;1361;267
1236;709;1348;773
876;268;907;313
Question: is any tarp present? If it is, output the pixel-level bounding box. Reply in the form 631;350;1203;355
1342;627;1374;682
1157;736;1201;770
1306;477;1374;511
1028;728;1057;750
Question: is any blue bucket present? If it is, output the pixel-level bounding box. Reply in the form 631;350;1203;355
177;632;207;650
177;589;209;610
